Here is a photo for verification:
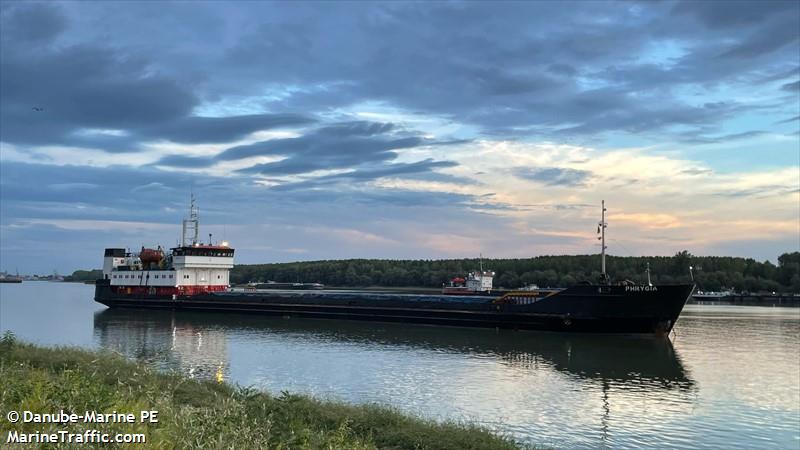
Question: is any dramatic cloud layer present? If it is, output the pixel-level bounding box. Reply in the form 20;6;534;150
0;1;798;273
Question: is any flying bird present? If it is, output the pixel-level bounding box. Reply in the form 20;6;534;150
32;107;44;112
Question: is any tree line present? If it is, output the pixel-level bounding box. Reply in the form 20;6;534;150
64;269;103;282
230;251;800;293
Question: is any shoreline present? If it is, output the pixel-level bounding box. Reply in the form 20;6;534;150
0;333;532;449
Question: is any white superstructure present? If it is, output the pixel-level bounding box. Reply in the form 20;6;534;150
102;198;235;296
465;270;494;291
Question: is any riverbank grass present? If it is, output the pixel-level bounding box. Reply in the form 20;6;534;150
0;333;528;449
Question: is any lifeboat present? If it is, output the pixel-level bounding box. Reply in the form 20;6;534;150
139;247;164;268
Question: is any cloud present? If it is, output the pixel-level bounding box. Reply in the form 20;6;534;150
3;1;799;150
681;168;713;176
153;154;216;168
512;167;592;187
268;159;462;191
774;115;800;124
228;122;428;175
0;43;197;147
150;120;438;175
611;213;681;229
679;130;767;145
0;5;312;151
0;160;483;221
317;159;457;181
781;80;800;92
716;15;799;59
140;114;315;144
670;0;798;29
1;2;67;44
713;185;799;199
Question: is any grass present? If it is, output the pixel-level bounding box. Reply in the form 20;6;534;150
0;332;531;449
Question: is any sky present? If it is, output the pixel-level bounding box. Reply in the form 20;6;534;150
0;0;798;274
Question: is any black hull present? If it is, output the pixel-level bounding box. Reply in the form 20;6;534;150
95;281;693;334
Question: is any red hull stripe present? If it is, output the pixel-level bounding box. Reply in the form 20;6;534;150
111;285;227;296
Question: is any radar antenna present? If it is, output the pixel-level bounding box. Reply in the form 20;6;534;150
182;194;200;246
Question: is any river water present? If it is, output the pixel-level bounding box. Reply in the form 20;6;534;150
1;281;798;449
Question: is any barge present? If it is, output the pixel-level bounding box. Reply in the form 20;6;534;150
94;198;694;334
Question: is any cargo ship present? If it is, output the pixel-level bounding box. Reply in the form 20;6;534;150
94;198;694;334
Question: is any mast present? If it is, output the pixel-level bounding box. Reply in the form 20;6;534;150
479;253;484;286
598;200;607;278
182;194;200;246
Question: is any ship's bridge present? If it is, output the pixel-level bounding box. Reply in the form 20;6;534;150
170;245;234;290
171;245;234;258
171;245;234;269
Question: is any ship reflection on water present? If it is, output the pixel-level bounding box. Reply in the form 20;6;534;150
93;309;698;447
93;310;229;381
93;308;694;390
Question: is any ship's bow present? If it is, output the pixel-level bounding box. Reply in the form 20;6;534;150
652;283;695;333
531;283;695;334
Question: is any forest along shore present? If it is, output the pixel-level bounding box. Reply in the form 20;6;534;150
0;333;531;450
231;251;800;292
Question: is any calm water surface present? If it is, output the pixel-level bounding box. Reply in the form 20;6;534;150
2;282;799;449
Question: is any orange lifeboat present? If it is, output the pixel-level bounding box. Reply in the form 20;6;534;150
139;247;164;268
